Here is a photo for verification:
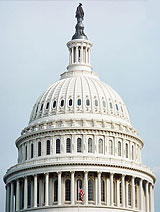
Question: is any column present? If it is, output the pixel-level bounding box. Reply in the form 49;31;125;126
125;181;128;208
16;179;20;211
84;171;88;205
85;47;88;64
139;179;143;211
71;171;75;205
30;179;34;207
152;185;155;212
76;46;78;63
95;177;98;205
71;47;74;63
98;172;101;205
132;177;135;209
5;185;9;212
122;175;125;208
110;173;114;206
106;177;110;206
117;179;120;207
81;46;83;63
146;182;149;212
58;172;62;205
24;177;28;209
45;173;49;206
34;175;37;208
7;184;10;212
10;182;14;212
88;49;91;64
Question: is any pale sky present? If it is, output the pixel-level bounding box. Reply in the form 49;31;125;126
0;0;159;211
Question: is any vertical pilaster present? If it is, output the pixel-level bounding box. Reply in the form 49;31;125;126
76;46;78;63
139;179;143;211
5;185;9;212
95;177;98;205
122;175;125;208
45;173;49;206
125;180;128;208
152;185;155;212
24;177;28;209
16;179;20;211
71;171;75;205
10;182;14;212
98;172;101;205
146;182;149;212
110;173;114;206
81;46;83;63
34;175;37;208
58;172;62;205
7;184;10;212
106;177;110;206
117;179;120;207
84;171;88;205
132;177;135;209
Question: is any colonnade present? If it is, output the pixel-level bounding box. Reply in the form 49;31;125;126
5;171;154;212
69;45;91;65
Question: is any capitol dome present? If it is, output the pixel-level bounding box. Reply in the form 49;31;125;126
29;71;130;126
4;4;155;212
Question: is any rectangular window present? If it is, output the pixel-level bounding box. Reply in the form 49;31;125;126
31;143;34;158
46;140;50;155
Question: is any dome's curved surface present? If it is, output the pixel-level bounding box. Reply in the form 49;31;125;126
29;71;130;126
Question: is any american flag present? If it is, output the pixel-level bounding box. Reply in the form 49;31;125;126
79;188;85;201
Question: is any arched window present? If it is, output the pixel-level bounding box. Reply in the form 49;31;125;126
95;99;98;107
109;140;113;155
101;179;105;202
60;99;64;107
54;180;58;202
77;179;82;200
65;179;71;201
66;138;71;153
46;102;49;110
53;100;56;108
77;98;81;106
116;104;119;111
38;142;41;156
88;179;94;201
109;102;113;109
40;104;43;111
103;100;106;108
31;143;34;158
132;145;134;160
69;99;72;106
126;143;129;158
46;140;50;155
77;138;82;153
86;99;90;106
128;183;132;206
25;145;27;160
56;139;60;154
118;141;121;156
99;139;103;154
88;138;93;153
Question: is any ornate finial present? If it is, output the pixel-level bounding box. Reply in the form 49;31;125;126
72;3;88;40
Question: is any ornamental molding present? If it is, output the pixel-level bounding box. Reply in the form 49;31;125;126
4;159;155;184
16;127;143;147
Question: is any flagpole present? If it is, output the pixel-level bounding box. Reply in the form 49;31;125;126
78;180;79;212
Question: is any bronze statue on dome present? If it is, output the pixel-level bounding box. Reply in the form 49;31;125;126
76;3;84;21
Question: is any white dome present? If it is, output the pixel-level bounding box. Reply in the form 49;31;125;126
29;70;130;126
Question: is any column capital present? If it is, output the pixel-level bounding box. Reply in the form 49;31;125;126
44;172;49;176
70;171;75;174
57;171;62;175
